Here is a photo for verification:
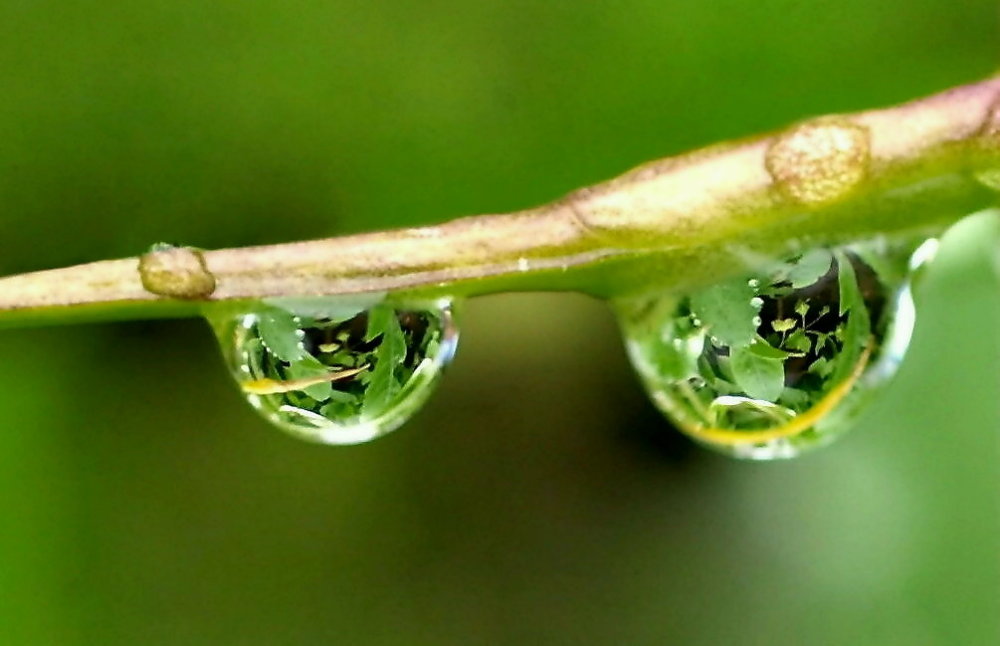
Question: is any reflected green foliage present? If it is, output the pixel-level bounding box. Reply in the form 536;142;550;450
216;299;456;445
0;1;996;644
618;240;919;459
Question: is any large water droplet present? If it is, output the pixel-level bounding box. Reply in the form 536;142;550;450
210;296;459;445
616;239;931;460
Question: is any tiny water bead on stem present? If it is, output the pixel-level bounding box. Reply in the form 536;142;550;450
210;296;459;445
616;239;932;460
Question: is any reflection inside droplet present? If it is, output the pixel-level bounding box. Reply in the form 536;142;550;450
209;296;459;445
615;238;931;460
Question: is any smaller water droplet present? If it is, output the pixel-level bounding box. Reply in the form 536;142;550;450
210;296;459;445
750;296;764;309
615;238;926;459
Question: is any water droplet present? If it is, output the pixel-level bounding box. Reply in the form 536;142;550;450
616;239;928;459
210;296;459;445
748;278;760;289
765;118;870;207
138;244;216;298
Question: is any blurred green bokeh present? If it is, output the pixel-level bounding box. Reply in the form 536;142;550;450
0;2;997;644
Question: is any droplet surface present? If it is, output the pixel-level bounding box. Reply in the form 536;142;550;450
211;296;459;445
616;239;931;459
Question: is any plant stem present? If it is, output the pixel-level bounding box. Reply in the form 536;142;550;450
0;76;997;327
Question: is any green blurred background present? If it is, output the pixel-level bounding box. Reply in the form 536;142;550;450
1;1;997;644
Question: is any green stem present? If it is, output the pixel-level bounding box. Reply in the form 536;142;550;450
0;76;997;327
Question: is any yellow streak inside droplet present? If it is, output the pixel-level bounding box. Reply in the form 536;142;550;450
241;365;369;395
684;343;873;446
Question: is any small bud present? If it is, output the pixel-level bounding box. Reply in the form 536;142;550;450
138;245;216;299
